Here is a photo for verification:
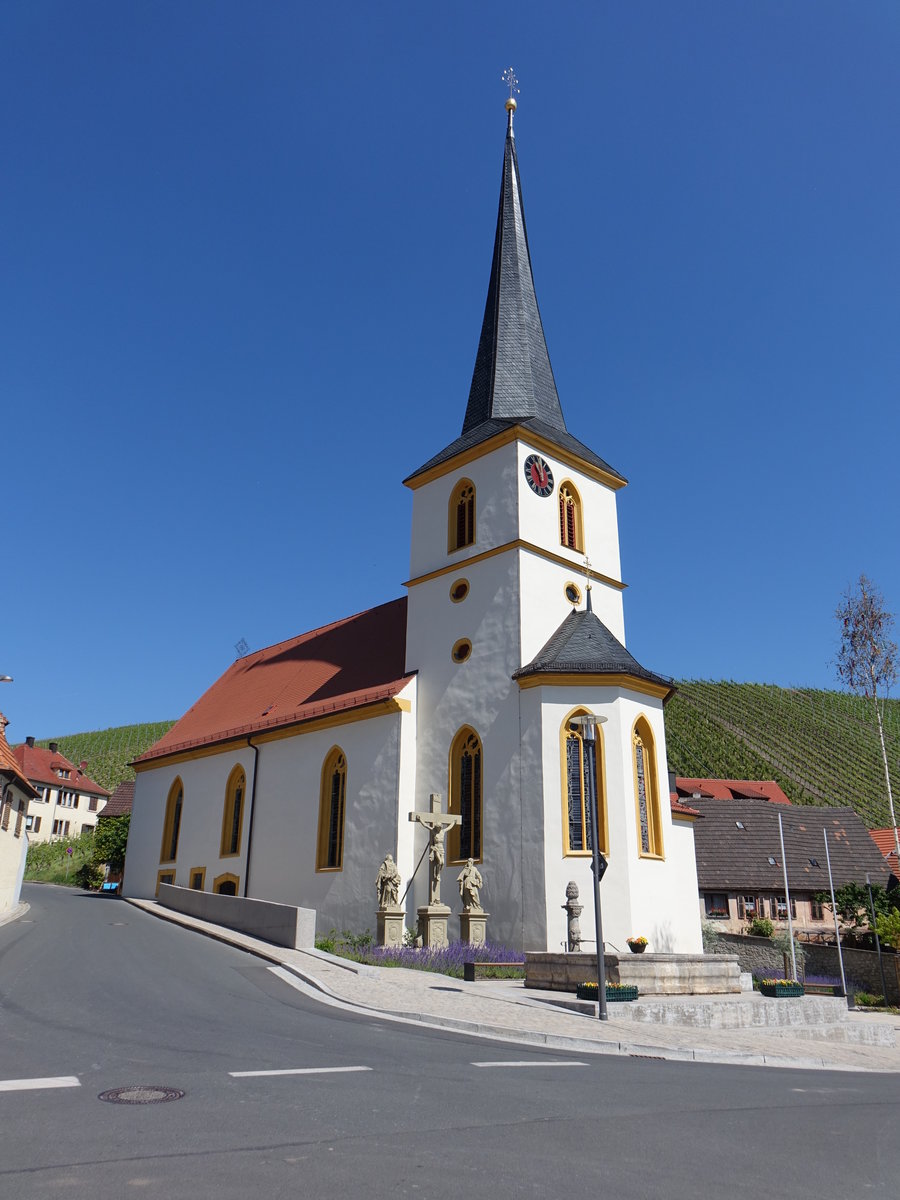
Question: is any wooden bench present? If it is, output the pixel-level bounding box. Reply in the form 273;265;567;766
463;961;525;982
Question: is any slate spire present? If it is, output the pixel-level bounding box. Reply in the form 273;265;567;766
462;100;566;435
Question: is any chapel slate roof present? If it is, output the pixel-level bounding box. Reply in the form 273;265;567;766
134;597;413;765
690;797;894;892
12;742;109;796
404;109;624;488
513;608;673;697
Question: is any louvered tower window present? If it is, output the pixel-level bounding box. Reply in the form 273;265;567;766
558;482;582;551
449;480;476;551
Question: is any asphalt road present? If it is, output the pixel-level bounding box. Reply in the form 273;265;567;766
0;883;898;1199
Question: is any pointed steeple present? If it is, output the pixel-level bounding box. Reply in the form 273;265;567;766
462;99;566;434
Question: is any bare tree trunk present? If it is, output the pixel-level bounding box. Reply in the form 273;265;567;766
873;696;900;864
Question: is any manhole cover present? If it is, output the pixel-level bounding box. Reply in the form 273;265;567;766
98;1085;184;1105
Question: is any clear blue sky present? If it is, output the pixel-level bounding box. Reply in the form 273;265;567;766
4;2;899;740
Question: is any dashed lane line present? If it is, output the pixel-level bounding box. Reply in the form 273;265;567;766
0;1076;81;1093
471;1060;587;1068
229;1066;373;1078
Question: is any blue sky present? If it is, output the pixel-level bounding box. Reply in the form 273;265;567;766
3;2;899;739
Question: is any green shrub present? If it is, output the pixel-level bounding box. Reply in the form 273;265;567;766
748;917;774;938
854;991;886;1008
74;862;105;891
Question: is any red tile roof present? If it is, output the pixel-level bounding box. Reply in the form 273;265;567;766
101;779;134;817
675;777;792;805
870;828;900;861
0;716;38;797
12;742;108;796
135;598;413;766
670;794;701;818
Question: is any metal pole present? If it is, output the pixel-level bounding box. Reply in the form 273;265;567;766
777;812;798;980
822;829;848;1000
583;728;608;1021
866;873;888;1002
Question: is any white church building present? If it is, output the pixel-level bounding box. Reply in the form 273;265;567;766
123;100;703;956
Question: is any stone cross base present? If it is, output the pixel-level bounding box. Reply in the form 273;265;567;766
459;910;489;946
377;907;405;948
417;904;452;949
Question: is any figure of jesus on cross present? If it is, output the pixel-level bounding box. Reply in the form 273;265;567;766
409;794;461;907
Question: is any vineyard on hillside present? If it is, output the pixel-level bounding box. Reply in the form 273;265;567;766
32;682;900;829
665;683;900;828
34;722;176;792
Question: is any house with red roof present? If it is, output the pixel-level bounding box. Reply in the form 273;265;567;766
122;100;704;955
0;715;38;911
13;737;109;842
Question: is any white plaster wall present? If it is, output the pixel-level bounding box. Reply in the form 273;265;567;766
537;687;702;955
408;442;519;581
247;710;408;936
0;789;29;911
405;548;537;946
514;441;622;590
124;744;251;899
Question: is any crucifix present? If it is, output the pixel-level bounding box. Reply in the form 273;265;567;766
409;794;461;907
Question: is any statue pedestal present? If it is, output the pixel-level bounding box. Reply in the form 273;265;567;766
417;904;451;949
377;906;405;948
459;910;489;946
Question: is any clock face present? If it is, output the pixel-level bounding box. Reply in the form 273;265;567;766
524;453;554;497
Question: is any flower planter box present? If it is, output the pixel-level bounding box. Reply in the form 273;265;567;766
576;983;639;1002
759;982;805;998
627;943;647;954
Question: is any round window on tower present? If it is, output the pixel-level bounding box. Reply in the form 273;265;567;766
451;639;472;664
564;582;582;606
449;578;470;604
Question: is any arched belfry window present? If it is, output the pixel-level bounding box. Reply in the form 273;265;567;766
220;765;246;858
561;710;607;856
160;777;183;864
449;479;476;552
633;716;664;858
317;747;347;871
448;727;482;862
558;482;583;552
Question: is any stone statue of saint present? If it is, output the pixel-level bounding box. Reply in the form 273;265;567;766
457;858;483;912
375;853;401;909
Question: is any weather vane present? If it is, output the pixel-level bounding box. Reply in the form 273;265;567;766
502;67;520;102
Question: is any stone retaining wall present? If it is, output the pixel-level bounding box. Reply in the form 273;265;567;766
158;883;316;949
713;933;900;1004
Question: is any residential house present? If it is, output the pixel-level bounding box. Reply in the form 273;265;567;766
13;737;109;842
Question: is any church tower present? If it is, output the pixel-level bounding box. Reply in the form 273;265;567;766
404;96;702;954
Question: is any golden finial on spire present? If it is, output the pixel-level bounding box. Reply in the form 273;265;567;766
502;66;519;114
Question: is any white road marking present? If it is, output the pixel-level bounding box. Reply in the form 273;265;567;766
0;1076;81;1092
471;1060;587;1068
229;1066;372;1078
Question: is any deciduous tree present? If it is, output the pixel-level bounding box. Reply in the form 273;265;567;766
835;574;899;861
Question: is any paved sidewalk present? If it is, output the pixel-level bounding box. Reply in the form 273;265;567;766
124;898;900;1074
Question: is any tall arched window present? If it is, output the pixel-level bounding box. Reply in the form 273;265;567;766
160;777;183;864
558;482;583;552
561;709;607;856
448;727;482;862
448;479;476;552
633;716;664;858
317;747;347;871
220;765;246;858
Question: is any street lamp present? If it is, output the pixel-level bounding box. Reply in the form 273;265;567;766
0;676;12;683
570;713;609;1021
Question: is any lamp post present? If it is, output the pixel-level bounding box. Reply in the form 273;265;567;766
0;676;12;683
570;714;609;1021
